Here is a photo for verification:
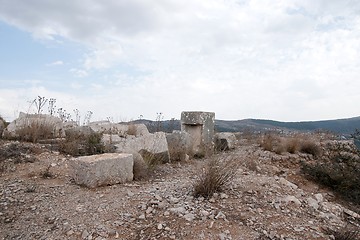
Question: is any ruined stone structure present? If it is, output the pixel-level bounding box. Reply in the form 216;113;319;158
181;111;215;157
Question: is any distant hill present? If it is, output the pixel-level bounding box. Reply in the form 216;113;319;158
132;116;360;135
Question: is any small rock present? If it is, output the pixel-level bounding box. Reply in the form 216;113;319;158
220;193;228;199
168;206;186;215
314;193;323;202
154;194;162;201
200;210;210;217
283;195;301;207
81;230;90;239
157;223;163;230
66;230;74;236
146;207;153;214
169;197;179;204
219;233;227;240
138;214;146;220
215;211;227;220
184;213;195;221
307;197;319;210
279;177;298;190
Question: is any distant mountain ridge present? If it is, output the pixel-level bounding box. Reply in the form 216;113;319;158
132;116;360;135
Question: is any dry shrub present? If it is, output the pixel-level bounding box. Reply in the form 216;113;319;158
324;226;360;240
193;155;240;198
301;141;360;206
133;152;149;181
40;165;55;179
0;142;38;173
16;120;55;143
300;140;321;156
127;124;137;136
59;128;105;156
138;150;168;169
260;133;285;154
260;134;276;152
285;138;300;154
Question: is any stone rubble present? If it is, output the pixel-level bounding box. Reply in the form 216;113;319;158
1;137;359;239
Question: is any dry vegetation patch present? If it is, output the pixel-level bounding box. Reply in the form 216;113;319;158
301;140;360;207
193;154;240;198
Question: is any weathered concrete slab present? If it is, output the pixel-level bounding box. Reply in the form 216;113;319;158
70;153;133;188
166;131;191;161
114;132;170;163
215;132;237;151
181;111;215;157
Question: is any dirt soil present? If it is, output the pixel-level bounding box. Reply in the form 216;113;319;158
0;138;359;240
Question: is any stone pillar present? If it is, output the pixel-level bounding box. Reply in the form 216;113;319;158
181;111;215;157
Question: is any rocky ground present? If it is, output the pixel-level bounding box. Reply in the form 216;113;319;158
1;136;359;240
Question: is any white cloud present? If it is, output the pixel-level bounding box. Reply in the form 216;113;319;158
69;68;88;78
46;60;63;66
1;1;360;121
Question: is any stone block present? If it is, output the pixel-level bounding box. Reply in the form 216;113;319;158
166;131;191;161
181;111;215;125
89;121;149;137
114;132;170;163
215;132;237;151
3;112;71;139
181;111;215;157
70;153;133;188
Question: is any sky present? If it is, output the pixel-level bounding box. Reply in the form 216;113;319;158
0;0;360;122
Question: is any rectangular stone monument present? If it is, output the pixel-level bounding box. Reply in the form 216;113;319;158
181;111;215;157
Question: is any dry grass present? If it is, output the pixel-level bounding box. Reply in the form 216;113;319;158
133;152;149;181
300;140;322;156
324;226;360;240
127;124;137;136
301;141;360;206
260;133;321;156
59;129;105;156
284;137;301;154
15;120;55;143
193;155;240;198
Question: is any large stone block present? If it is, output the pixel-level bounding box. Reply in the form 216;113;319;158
2;112;73;139
166;131;191;161
88;121;149;137
114;132;170;163
215;132;237;151
70;153;133;188
181;111;215;157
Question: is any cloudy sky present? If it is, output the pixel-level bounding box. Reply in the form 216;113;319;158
1;0;360;122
